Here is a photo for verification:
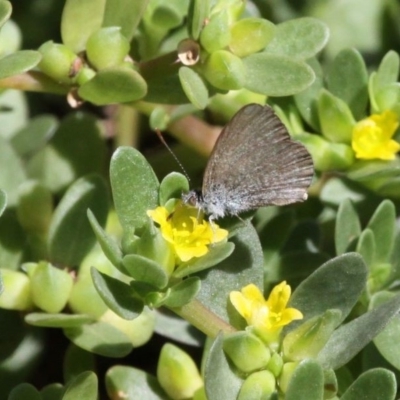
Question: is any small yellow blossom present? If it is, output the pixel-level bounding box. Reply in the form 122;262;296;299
147;202;228;263
352;111;400;160
230;282;303;341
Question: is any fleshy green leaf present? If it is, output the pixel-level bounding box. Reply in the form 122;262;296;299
41;383;64;400
25;313;93;328
91;268;144;319
78;67;147;105
366;200;396;263
179;66;209;110
188;0;210;40
288;253;367;330
196;223;263;322
64;321;133;357
294;58;323;131
265;17;329;60
335;199;361;255
0;189;7;217
0;1;11;29
0;135;26;207
48;174;109;266
318;89;356;144
87;209;123;270
8;383;41;400
123;254;168;289
159;172;189;206
204;334;243;400
340;368;396;400
317;293;400;370
10;115;58;157
61;0;106;52
243;53;315;96
374;51;400;92
326;48;368;120
164;277;201;308
200;9;230;53
0;50;41;80
356;229;375;268
285;360;324;400
63;371;98;400
103;0;149;40
106;365;168;400
110;147;159;233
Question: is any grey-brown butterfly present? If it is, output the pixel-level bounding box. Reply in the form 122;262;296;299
182;103;314;221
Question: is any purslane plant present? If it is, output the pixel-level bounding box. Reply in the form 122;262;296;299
1;0;400;399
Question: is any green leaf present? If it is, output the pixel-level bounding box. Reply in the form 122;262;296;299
48;174;109;266
91;267;143;319
164;277;201;308
335;199;361;255
0;1;11;29
78;67;147;105
10;115;58;157
0;89;28;140
243;53;315;96
27;112;106;193
178;66;209;110
230;18;275;58
106;365;168;400
204;334;243;400
288;253;367;330
340;368;396;400
0;50;41;79
374;51;400;91
110;147;159;233
265;17;329;60
63;371;98;400
285;360;324;400
326;48;368;120
0;135;26;207
41;383;64;400
318;89;355;144
103;0;149;40
294;58;323;131
174;242;235;279
64;344;96;384
348;159;400;182
0;189;6;217
8;383;41;400
317;293;400;370
371;292;400;369
87;209;123;270
196;224;263;323
61;0;106;52
159;172;189;206
25;313;93;328
202;50;245;91
356;229;375;268
0;210;24;269
188;0;210;40
366;200;396;263
200;9;230;53
64;321;133;357
123;254;168;289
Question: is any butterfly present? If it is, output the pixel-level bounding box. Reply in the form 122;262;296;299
182;103;314;221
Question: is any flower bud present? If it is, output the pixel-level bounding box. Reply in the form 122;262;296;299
30;261;73;313
86;27;130;70
0;269;33;310
38;41;78;84
223;331;271;372
157;343;203;400
238;370;276;400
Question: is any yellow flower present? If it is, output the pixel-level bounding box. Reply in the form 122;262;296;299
147;202;228;263
352;111;400;160
230;282;303;342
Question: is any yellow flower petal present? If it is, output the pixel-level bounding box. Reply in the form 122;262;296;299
352;111;400;160
147;201;228;263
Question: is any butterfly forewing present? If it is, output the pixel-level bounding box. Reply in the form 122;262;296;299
201;104;314;216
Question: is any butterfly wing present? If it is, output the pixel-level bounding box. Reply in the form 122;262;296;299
202;104;314;217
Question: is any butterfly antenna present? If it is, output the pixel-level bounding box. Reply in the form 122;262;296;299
155;128;191;183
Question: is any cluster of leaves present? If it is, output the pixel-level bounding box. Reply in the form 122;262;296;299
1;0;400;399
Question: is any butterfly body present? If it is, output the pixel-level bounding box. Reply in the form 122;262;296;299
183;104;314;221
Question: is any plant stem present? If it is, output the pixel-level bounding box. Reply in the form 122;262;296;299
170;299;237;338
